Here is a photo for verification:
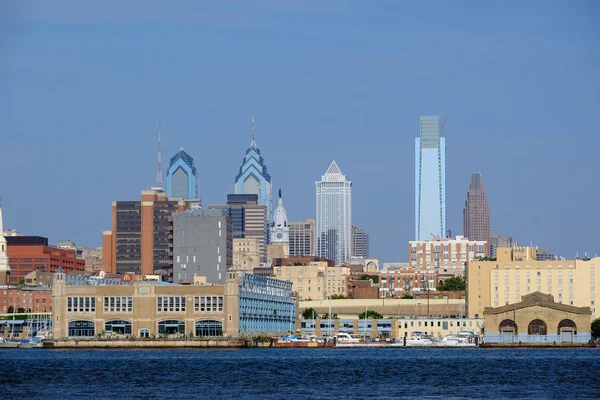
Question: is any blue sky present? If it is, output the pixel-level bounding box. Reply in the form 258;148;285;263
1;0;599;262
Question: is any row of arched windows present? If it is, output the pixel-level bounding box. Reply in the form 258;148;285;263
67;320;223;337
499;318;577;335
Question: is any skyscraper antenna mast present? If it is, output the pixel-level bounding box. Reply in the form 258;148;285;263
155;122;164;190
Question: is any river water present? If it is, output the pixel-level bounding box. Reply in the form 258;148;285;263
0;348;597;399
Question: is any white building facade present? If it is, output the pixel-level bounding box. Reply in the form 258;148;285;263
409;236;487;277
316;161;352;266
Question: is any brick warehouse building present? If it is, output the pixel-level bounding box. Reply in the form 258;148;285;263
0;286;52;313
5;236;85;285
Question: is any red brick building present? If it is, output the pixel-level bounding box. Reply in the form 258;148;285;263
0;286;52;313
6;236;85;285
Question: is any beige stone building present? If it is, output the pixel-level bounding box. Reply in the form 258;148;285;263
274;262;349;301
267;243;289;263
52;270;296;339
410;236;487;278
466;247;599;319
232;238;260;272
483;292;591;343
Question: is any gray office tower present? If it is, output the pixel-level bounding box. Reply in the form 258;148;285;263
172;209;232;284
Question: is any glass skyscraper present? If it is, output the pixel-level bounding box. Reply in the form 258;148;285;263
316;161;352;266
166;148;198;199
234;118;273;228
415;116;446;241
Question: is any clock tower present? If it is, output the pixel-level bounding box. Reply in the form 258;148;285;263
267;189;289;260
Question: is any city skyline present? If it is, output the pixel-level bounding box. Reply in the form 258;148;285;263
2;2;598;263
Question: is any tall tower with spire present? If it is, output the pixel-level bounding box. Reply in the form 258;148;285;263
0;199;11;285
234;117;273;234
267;189;289;260
153;123;165;191
316;161;352;265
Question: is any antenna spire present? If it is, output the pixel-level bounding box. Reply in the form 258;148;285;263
251;117;256;148
155;122;164;190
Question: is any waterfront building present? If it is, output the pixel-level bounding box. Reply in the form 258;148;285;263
0;286;52;313
409;236;487;278
102;190;191;277
274;261;349;301
232;238;261;272
166;148;199;200
51;270;296;339
483;292;591;344
172;209;232;285
210;194;267;262
466;247;600;319
462;173;490;251
298;316;482;339
5;236;85;285
488;233;515;258
316;161;352;266
289;218;316;257
233;118;273;232
379;267;438;298
415;115;446;241
351;225;369;259
0;200;9;286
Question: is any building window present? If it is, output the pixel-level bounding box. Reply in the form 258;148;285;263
528;319;547;335
104;297;132;313
68;297;96;312
158;320;185;335
194;296;223;312
195;320;223;337
157;297;186;312
104;320;132;335
68;320;95;337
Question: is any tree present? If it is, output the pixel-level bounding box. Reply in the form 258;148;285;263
401;294;414;299
7;305;13;314
358;310;383;319
330;294;347;300
321;313;338;319
437;277;466;291
16;307;26;313
302;307;319;320
359;274;379;284
592;318;600;338
19;278;26;285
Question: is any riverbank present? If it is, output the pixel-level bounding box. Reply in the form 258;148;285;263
480;342;595;348
45;338;250;348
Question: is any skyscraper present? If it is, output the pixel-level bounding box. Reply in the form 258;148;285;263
289;218;316;257
234;118;273;231
172;209;232;284
0;200;10;285
209;194;267;262
316;161;352;265
351;225;369;259
462;173;490;248
102;190;190;277
166;148;198;200
415;115;446;241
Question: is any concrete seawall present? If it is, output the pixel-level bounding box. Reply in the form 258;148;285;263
46;339;249;349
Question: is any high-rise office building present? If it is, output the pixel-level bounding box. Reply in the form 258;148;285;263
172;209;232;284
351;225;369;259
463;173;490;250
316;161;352;266
415;115;446;241
289;218;316;257
210;194;267;262
166;148;198;200
102;190;190;277
234;118;273;234
488;233;515;258
0;200;11;285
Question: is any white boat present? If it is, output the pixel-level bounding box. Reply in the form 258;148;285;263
335;332;361;343
436;331;477;347
405;333;434;346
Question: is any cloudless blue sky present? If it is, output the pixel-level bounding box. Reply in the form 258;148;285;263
1;0;599;262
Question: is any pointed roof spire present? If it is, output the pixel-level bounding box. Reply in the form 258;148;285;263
325;160;342;175
251;117;256;148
